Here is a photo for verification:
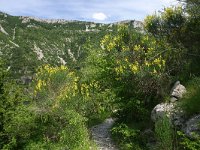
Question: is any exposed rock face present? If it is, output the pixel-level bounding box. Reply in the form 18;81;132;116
20;16;75;24
170;81;186;102
183;114;200;139
0;24;9;35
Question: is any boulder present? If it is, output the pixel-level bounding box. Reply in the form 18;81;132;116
151;103;174;122
151;103;185;128
170;81;186;102
183;114;200;139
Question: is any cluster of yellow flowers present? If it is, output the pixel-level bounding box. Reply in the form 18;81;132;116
101;28;167;78
153;57;166;68
134;44;142;51
34;65;69;93
80;80;100;98
129;62;139;73
35;79;46;91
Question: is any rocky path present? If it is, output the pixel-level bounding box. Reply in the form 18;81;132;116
91;118;118;150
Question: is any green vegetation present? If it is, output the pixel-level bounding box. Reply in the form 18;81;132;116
177;131;200;150
155;115;173;150
0;0;200;149
180;77;200;116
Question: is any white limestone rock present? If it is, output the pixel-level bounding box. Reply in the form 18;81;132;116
170;81;186;101
151;103;185;128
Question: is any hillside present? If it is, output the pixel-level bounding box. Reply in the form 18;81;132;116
0;12;142;79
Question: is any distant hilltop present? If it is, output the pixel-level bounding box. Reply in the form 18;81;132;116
19;16;80;24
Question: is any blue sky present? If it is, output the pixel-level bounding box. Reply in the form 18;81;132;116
0;0;178;23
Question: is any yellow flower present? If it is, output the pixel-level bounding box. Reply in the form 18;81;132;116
60;65;66;70
36;79;42;91
145;61;150;67
134;45;141;51
129;62;139;73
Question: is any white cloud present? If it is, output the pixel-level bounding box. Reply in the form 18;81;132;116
92;12;107;21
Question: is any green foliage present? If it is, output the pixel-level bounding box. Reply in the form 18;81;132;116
111;123;143;150
144;2;200;77
0;84;30;149
155;115;173;150
144;6;186;41
180;77;200;116
177;131;200;150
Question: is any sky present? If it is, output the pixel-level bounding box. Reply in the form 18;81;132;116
0;0;178;23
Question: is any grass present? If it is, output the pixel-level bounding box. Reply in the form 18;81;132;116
179;77;200;117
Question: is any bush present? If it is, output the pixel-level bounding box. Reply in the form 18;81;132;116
22;109;92;150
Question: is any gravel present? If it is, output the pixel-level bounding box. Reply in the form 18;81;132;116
91;118;118;150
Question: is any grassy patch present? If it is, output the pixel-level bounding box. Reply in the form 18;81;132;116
180;77;200;117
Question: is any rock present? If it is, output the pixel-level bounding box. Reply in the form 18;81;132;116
170;97;178;103
170;81;186;101
21;76;32;84
151;103;185;128
141;129;156;150
151;103;174;122
183;114;200;139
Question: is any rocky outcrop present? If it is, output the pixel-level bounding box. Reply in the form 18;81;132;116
151;81;186;128
151;81;200;139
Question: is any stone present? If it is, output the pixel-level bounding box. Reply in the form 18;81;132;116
183;114;200;139
21;76;32;84
141;129;156;150
151;103;185;128
151;103;174;122
170;81;186;100
170;97;178;103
